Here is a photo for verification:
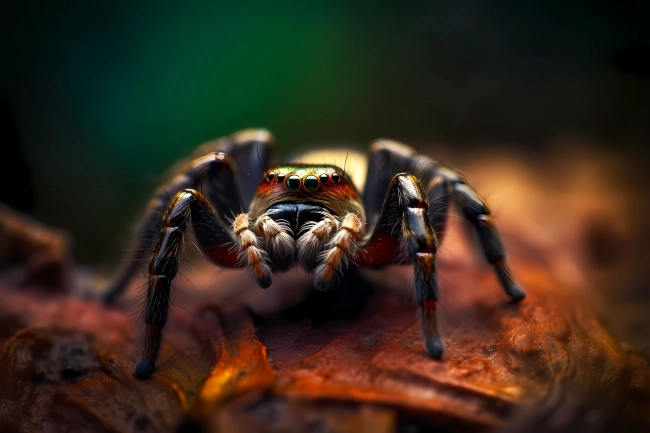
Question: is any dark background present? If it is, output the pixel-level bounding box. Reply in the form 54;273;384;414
1;0;649;264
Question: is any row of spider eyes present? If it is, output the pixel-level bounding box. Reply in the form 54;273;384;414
266;172;341;191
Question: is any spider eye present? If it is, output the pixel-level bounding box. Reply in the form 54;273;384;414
304;175;318;191
266;172;275;181
332;173;341;183
276;173;285;183
319;173;328;184
286;175;301;191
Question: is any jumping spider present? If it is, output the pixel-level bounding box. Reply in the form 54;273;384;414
103;129;525;379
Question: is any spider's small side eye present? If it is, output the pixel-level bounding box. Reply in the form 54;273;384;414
332;173;341;183
286;175;301;191
266;172;275;181
319;173;329;184
276;173;286;183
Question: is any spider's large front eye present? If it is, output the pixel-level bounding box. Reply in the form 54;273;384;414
286;175;301;191
304;175;318;191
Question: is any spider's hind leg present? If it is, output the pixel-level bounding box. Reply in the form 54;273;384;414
451;180;526;300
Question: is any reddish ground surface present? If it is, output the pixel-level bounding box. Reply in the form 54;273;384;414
1;148;649;432
1;254;649;432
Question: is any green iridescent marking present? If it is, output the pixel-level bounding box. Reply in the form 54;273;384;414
286;175;301;191
304;175;318;191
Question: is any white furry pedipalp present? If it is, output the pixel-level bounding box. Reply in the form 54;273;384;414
233;213;272;287
296;213;339;272
256;213;295;268
313;212;363;291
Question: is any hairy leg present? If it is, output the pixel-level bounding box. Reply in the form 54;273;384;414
135;189;236;379
363;140;524;300
422;165;525;300
452;181;525;300
359;173;444;358
195;128;275;211
103;152;240;304
104;129;273;304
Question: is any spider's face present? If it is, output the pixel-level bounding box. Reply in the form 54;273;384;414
249;165;364;220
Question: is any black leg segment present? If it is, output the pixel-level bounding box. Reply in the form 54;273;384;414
102;130;262;304
359;173;444;358
135;189;236;379
453;182;525;300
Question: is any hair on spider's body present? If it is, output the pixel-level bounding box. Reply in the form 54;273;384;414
103;128;525;379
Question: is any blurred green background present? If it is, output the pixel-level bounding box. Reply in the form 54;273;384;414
1;1;649;263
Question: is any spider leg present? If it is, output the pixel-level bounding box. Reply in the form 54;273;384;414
450;178;526;300
102;152;236;304
358;173;443;358
103;129;273;304
313;213;363;291
135;189;237;379
364;140;420;230
194;128;274;211
420;164;524;300
363;140;524;300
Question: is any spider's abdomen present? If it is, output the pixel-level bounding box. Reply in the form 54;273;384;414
249;165;365;221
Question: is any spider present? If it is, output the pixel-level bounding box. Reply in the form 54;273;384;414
102;129;525;379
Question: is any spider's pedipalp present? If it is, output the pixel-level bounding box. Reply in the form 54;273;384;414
256;213;295;271
314;212;362;291
296;213;339;272
234;213;273;288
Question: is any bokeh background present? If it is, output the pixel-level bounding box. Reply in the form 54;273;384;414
2;0;649;263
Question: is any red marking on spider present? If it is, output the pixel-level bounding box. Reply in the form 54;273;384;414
423;299;437;310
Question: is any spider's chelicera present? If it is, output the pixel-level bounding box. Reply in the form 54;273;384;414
103;129;525;379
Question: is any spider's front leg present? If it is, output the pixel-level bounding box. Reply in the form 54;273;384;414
135;189;239;379
358;174;444;358
365;140;525;302
103;128;273;304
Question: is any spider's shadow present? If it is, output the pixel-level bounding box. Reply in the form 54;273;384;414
250;268;375;326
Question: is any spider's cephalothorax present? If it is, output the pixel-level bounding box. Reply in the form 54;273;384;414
103;129;525;379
